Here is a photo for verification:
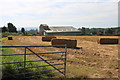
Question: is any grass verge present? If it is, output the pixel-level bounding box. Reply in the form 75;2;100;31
2;48;54;80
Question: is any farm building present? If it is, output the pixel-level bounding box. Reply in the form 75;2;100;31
39;24;81;36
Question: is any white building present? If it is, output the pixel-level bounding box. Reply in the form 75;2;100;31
39;24;81;36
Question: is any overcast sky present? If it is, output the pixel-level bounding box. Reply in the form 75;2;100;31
0;0;119;29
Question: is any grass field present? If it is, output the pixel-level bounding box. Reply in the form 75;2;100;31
2;36;119;78
2;48;55;80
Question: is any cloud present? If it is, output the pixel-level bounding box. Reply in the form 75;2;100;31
42;2;117;25
0;0;118;28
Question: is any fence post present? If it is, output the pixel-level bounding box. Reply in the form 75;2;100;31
24;47;27;78
64;44;67;78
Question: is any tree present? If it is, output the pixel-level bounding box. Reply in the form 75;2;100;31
2;26;8;32
8;23;17;32
92;31;97;35
21;28;25;35
117;27;120;35
106;28;113;35
81;27;86;35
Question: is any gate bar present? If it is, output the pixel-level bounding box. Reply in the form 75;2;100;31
16;63;64;70
1;45;67;78
0;52;65;56
1;58;65;65
26;47;65;75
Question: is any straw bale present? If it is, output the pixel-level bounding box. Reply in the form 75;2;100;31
8;37;13;40
99;38;119;44
51;39;77;48
42;36;56;41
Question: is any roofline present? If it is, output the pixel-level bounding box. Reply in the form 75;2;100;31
45;31;81;33
50;26;73;28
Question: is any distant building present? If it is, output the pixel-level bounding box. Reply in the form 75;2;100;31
39;24;81;36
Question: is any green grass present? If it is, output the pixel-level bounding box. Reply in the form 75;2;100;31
2;48;54;80
2;32;21;38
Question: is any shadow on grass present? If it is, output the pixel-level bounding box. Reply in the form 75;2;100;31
2;65;53;80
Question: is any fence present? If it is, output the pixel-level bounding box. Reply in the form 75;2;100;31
0;45;67;79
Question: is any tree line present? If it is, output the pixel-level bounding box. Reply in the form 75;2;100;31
0;23;26;34
1;23;17;33
1;22;120;36
78;27;120;36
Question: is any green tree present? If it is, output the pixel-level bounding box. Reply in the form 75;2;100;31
117;27;120;35
21;28;25;35
2;26;8;32
106;28;113;35
8;23;17;32
81;27;86;35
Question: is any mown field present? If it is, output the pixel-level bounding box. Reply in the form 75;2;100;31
2;36;119;78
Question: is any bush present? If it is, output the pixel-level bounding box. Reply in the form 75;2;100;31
2;32;23;38
2;32;10;38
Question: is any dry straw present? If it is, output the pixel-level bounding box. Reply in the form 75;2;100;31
42;36;56;41
51;39;77;48
99;38;119;44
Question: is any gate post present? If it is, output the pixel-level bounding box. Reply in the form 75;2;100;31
64;44;67;78
24;47;27;78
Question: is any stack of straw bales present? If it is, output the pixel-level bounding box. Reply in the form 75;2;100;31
42;36;56;41
51;39;77;48
98;38;119;44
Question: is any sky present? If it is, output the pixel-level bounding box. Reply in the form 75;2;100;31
0;0;119;29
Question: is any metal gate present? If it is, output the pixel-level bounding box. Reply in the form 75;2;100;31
0;45;67;79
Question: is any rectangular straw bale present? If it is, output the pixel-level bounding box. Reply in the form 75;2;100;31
42;36;56;41
8;37;13;40
51;39;77;48
99;38;119;44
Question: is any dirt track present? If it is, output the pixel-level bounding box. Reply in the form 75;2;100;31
2;36;119;78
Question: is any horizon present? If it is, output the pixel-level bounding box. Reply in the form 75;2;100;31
0;0;119;28
1;24;119;31
17;25;119;31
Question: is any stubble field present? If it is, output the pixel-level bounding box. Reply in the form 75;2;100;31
2;36;119;78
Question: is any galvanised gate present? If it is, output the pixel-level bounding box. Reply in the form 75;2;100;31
0;45;67;79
